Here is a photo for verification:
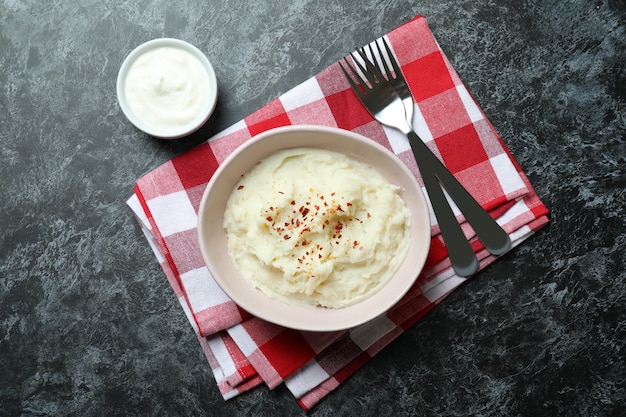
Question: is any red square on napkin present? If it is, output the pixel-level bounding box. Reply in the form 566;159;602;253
435;124;490;174
325;88;373;131
404;52;457;102
172;142;219;190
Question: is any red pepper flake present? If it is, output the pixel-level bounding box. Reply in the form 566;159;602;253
367;212;372;218
290;200;296;205
347;202;352;207
237;185;244;190
337;204;344;212
283;235;291;240
318;254;322;259
353;240;359;247
314;204;320;211
301;207;310;217
266;216;273;222
269;206;274;211
331;192;336;196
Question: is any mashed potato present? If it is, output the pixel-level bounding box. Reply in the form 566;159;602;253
223;147;410;309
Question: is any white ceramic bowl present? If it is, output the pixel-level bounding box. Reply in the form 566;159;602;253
197;125;431;332
116;38;218;139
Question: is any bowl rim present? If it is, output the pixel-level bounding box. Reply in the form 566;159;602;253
197;125;431;332
116;38;218;139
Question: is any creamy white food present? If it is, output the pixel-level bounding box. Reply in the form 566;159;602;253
223;148;411;309
124;46;211;130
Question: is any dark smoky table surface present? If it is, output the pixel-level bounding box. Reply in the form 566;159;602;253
1;1;625;416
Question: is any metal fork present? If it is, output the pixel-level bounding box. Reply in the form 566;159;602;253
340;38;511;277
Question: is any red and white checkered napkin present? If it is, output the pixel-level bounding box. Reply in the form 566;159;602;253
127;14;549;410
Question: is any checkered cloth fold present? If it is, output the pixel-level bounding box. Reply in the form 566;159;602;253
127;14;548;410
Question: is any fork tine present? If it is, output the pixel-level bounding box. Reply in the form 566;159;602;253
363;43;377;70
373;38;395;81
380;37;402;81
363;42;389;82
338;59;366;97
353;47;385;85
350;49;380;87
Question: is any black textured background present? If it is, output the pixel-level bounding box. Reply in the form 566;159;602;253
1;1;624;416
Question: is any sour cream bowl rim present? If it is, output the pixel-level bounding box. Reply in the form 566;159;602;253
197;125;432;332
116;38;218;139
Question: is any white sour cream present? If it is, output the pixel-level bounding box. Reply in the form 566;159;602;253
124;46;211;130
223;148;411;309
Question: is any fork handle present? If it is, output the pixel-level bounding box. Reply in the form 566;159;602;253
407;131;512;256
419;157;479;276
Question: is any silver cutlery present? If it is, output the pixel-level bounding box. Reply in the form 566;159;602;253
340;38;511;276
